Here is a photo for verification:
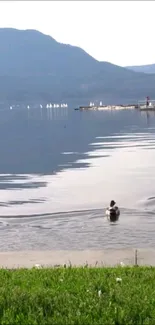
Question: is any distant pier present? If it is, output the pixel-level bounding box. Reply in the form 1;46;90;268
75;99;155;111
77;104;137;111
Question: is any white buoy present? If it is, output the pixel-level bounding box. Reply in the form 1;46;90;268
27;105;30;110
10;106;12;110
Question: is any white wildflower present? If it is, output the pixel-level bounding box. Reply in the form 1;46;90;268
120;262;125;267
98;289;102;297
34;263;41;269
116;277;122;282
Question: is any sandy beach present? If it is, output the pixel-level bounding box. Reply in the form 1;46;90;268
0;249;155;268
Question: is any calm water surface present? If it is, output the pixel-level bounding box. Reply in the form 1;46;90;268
0;107;155;250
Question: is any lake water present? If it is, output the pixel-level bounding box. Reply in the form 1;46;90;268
0;106;155;251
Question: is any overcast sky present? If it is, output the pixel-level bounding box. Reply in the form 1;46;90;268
0;1;154;67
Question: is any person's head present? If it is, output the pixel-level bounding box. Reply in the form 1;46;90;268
110;200;116;207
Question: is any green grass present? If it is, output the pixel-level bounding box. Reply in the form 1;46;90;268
0;267;155;324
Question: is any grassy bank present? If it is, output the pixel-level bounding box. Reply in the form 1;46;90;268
0;267;155;324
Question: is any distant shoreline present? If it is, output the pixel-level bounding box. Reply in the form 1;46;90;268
1;249;155;268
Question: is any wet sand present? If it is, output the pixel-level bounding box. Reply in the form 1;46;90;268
0;249;155;268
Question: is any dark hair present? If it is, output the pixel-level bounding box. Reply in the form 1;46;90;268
110;200;116;207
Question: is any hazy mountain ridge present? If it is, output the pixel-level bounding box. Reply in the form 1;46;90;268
126;64;155;74
0;28;155;104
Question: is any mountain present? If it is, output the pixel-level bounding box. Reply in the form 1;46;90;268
0;28;155;105
126;64;155;74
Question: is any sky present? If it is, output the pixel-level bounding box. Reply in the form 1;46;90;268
0;1;154;67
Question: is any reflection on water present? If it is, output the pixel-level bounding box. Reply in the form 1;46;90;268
0;107;155;250
0;175;46;190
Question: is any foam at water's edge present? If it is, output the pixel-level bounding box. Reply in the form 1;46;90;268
0;207;142;219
